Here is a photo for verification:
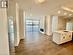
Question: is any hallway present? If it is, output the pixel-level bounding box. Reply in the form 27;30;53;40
15;32;73;55
1;0;73;55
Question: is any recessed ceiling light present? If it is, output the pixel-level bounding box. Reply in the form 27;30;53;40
38;0;45;3
61;6;73;12
64;12;67;15
35;0;45;4
58;10;61;14
69;14;72;16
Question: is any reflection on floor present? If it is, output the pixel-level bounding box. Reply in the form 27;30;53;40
15;32;73;55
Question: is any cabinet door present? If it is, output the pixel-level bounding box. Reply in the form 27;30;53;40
61;33;66;43
66;32;72;41
61;33;72;43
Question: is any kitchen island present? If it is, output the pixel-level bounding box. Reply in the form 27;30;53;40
52;30;72;44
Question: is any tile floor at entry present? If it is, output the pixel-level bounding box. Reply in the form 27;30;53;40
15;32;73;55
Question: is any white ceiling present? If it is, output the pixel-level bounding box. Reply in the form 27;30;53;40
16;0;73;16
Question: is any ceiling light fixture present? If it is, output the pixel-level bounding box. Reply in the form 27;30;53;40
61;6;73;12
69;14;72;16
58;10;61;14
64;12;67;15
35;0;45;4
38;0;45;3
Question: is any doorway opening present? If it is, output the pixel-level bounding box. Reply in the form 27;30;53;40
25;19;40;32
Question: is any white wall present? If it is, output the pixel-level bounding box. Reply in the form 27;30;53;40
0;8;9;55
45;15;52;35
39;15;66;36
40;16;45;33
51;16;58;32
51;16;67;32
7;0;16;53
15;3;20;46
58;16;66;30
23;11;26;38
19;9;24;39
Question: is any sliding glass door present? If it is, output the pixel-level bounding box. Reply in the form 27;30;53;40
25;19;40;32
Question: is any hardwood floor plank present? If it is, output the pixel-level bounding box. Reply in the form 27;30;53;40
15;32;73;55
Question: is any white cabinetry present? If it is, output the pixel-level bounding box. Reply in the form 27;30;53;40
53;31;72;44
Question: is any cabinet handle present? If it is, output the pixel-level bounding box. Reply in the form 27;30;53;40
69;35;71;37
63;36;65;39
